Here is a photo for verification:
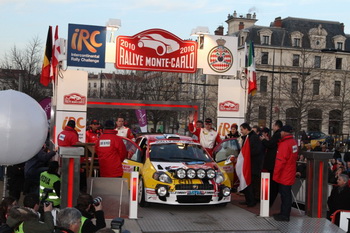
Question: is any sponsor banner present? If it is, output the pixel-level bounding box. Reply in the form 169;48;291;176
197;35;238;76
115;28;197;73
39;97;51;119
135;109;147;133
217;79;246;138
217;79;246;118
217;117;245;139
56;70;88;112
67;24;106;68
55;111;87;143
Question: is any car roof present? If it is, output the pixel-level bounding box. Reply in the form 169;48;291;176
142;134;195;144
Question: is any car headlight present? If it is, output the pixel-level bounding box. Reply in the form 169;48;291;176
153;172;172;183
176;168;186;179
157;186;168;197
222;186;231;197
207;169;216;179
187;168;196;179
215;172;224;184
197;169;206;179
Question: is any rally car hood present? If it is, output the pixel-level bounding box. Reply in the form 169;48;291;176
151;161;219;172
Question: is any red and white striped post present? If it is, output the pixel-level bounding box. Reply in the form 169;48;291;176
260;172;270;217
129;168;139;219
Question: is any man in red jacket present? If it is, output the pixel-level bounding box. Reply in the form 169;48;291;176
95;120;127;177
86;119;101;143
57;120;81;146
273;125;298;222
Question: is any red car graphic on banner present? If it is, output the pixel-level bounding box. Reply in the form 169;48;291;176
64;93;86;105
116;29;197;73
219;101;239;112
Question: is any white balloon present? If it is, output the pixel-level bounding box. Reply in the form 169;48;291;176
0;90;47;165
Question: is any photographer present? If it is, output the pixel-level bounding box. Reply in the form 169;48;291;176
75;194;106;233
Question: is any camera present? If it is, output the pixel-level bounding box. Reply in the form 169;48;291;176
93;196;102;206
43;201;52;207
111;217;124;233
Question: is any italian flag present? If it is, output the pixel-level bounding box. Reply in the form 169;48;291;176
236;135;252;191
246;41;257;96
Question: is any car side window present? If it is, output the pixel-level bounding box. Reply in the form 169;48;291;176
214;139;240;162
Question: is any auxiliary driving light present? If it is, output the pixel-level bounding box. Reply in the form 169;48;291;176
207;169;216;179
176;168;186;179
197;169;206;179
187;168;196;179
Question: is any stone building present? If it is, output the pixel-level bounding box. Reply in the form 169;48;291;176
226;11;350;135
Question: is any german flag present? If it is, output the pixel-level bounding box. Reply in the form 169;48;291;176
40;26;52;86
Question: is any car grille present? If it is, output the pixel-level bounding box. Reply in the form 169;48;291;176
175;184;214;190
176;195;212;203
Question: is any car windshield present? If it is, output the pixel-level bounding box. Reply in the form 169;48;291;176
150;143;212;162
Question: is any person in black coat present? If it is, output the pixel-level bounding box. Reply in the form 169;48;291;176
260;120;283;207
327;174;350;226
239;123;264;207
75;194;106;233
24;144;56;195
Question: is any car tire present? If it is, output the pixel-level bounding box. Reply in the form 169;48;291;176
138;178;148;207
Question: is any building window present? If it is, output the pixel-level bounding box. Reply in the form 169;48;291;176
293;54;300;67
101;83;104;88
286;107;298;130
261;52;268;64
313;79;320;95
336;58;342;70
262;36;269;45
88;83;91;88
308;109;322;131
329;110;342;134
314;56;321;68
260;76;268;93
337;42;343;50
258;106;267;126
334;81;341;96
293;38;301;47
94;83;97;88
291;78;298;93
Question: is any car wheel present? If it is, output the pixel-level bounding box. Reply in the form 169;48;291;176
138;178;148;207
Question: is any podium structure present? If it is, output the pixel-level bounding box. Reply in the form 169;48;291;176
59;146;85;208
302;151;333;218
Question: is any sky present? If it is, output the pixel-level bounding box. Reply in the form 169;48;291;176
0;0;349;71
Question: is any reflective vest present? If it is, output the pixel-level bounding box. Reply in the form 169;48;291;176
14;222;24;233
39;171;61;207
78;216;88;233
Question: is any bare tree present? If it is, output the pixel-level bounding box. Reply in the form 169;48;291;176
0;36;51;100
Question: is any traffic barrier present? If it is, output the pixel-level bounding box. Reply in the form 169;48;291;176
129;168;139;219
260;172;270;217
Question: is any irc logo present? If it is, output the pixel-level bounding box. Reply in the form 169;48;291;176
62;116;86;133
71;28;102;53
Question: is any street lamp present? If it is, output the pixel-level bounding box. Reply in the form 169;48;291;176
106;18;121;43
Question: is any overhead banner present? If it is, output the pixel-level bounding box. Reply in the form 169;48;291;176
115;29;197;73
197;35;238;76
67;24;106;68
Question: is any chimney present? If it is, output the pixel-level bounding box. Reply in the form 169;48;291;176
239;22;244;30
247;13;251;19
214;26;224;35
274;17;282;27
233;10;237;17
340;23;344;32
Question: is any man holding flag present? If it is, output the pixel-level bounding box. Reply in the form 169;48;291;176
236;123;263;207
